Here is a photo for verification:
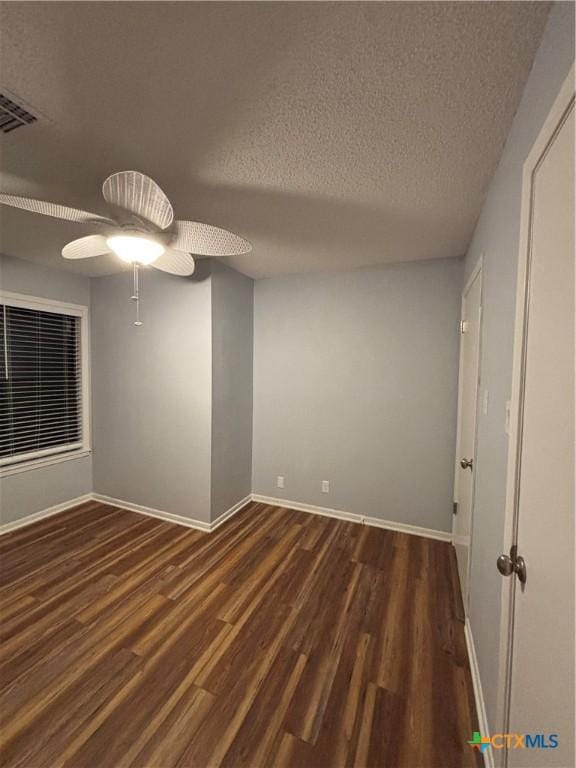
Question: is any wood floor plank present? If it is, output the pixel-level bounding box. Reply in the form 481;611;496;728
0;500;482;768
127;685;215;768
218;646;308;768
0;513;162;607
0;648;143;768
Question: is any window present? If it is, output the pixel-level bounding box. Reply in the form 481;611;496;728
0;292;89;470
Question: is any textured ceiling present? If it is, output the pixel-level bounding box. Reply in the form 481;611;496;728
0;2;549;279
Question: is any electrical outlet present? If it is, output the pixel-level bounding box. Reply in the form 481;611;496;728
321;480;330;493
482;389;489;416
276;475;285;489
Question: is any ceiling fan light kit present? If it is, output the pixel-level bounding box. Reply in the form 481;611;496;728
106;234;165;265
0;170;252;325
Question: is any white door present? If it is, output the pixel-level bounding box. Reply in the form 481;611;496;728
503;76;574;768
453;264;482;609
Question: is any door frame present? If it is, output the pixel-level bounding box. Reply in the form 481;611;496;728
452;254;483;614
494;65;575;760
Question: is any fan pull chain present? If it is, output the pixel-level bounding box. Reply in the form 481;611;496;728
131;263;143;326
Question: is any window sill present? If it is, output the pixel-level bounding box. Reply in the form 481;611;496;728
0;449;92;478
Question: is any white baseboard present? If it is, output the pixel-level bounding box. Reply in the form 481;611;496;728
1;490;449;545
253;494;359;524
0;493;94;535
91;493;213;532
465;618;493;768
85;493;252;534
211;495;252;531
0;491;252;537
251;494;452;542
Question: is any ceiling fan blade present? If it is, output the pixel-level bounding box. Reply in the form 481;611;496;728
102;171;174;230
62;235;111;260
171;220;251;256
151;249;195;276
0;193;116;225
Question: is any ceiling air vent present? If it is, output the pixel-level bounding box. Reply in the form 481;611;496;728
0;93;37;133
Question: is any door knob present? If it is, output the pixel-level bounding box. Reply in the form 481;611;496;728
460;457;474;470
515;556;527;584
497;546;527;584
497;554;514;576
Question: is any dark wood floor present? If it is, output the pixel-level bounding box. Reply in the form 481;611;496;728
0;500;481;768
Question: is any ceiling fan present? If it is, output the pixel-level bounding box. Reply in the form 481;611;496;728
0;170;251;324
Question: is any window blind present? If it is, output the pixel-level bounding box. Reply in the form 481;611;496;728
0;303;82;465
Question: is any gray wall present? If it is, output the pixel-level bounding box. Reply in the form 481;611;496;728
252;257;462;531
0;254;93;524
91;264;213;523
210;262;254;521
463;2;574;732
